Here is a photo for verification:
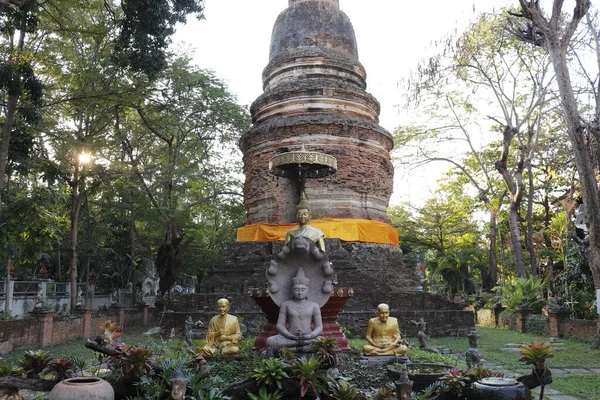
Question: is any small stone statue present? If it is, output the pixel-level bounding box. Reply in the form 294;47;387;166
266;268;323;352
184;316;204;345
466;327;482;368
363;304;408;356
200;299;241;357
411;317;438;353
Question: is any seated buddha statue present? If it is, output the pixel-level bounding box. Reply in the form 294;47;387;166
362;303;408;356
200;298;242;357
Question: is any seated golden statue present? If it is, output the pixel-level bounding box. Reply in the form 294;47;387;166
363;303;408;356
283;193;326;253
201;298;242;357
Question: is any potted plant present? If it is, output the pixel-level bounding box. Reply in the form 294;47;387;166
516;340;553;399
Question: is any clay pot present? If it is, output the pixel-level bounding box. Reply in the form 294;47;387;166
50;377;114;400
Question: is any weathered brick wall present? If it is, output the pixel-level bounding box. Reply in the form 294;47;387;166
0;309;147;354
0;318;40;353
560;318;597;339
338;310;475;338
241;117;394;224
476;309;494;326
52;315;84;344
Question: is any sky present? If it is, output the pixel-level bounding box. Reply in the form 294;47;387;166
173;0;510;205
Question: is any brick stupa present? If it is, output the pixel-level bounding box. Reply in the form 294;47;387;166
191;0;471;340
239;0;394;227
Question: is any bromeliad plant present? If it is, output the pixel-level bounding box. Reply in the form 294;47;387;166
97;320;122;345
16;350;52;378
518;340;554;400
518;340;554;372
251;358;289;391
293;356;328;398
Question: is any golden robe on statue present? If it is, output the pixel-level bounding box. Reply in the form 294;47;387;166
286;225;324;244
362;316;408;356
201;314;242;357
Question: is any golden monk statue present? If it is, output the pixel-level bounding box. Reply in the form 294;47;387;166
284;192;326;253
265;268;324;352
363;303;408;356
201;298;242;357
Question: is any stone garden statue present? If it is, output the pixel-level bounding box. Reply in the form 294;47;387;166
200;298;242;357
265;268;323;352
465;327;482;368
363;303;408;356
411;317;438;353
265;195;335;354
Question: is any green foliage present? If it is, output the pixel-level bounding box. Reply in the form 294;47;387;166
327;378;361;400
497;310;517;330
524;315;548;336
372;385;395;400
494;277;546;313
247;387;281;400
16;350;52;378
251;358;289;390
292;356;327;398
113;0;205;78
311;337;339;367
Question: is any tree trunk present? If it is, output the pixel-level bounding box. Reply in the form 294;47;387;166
69;171;85;310
0;94;19;205
548;44;600;289
525;163;537;277
488;210;498;289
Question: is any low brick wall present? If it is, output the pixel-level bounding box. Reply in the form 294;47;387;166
560;318;597;340
339;310;475;338
0;308;148;354
476;308;599;340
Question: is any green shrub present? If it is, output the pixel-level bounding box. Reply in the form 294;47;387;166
494;277;546;313
524;314;548;336
498;311;516;330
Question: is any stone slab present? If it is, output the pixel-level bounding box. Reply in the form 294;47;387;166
561;368;591;373
548;368;568;375
359;356;407;365
499;347;522;351
547;396;584;400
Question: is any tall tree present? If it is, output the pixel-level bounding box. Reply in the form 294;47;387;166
510;1;600;289
116;55;250;294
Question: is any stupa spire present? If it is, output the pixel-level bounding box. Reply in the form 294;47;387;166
289;0;339;8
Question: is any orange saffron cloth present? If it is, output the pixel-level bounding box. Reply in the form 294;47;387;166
236;218;399;246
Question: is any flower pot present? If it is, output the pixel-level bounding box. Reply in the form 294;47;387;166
388;363;452;393
50;377;114;400
465;377;531;400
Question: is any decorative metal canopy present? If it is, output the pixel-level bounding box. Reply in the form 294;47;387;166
269;146;337;180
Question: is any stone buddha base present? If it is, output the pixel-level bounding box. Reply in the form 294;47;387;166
359;355;410;365
250;287;352;352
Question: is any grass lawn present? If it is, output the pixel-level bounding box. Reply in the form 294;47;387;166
425;326;600;399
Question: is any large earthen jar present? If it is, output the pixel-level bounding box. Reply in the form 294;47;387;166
50;377;114;400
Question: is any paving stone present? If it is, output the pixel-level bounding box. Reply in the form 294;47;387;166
500;347;522;351
547;396;584;400
588;368;600;373
548;368;569;375
562;368;591;373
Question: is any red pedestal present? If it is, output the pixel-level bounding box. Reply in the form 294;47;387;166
250;287;352;352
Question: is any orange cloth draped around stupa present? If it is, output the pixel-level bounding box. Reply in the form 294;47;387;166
236;218;399;246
